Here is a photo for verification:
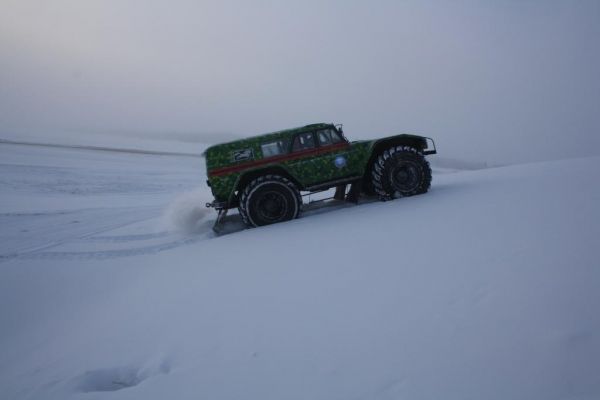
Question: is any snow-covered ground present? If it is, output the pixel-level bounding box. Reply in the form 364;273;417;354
1;142;599;400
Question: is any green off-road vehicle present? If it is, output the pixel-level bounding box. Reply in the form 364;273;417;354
205;123;436;229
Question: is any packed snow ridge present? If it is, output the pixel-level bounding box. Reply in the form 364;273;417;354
0;142;599;400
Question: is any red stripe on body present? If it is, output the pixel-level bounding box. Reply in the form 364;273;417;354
208;142;350;177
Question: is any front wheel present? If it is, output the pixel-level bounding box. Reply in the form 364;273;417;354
371;146;432;200
239;175;301;227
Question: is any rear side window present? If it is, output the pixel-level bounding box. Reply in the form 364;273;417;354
317;129;343;146
292;132;316;151
261;140;289;158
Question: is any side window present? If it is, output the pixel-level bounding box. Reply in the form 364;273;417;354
292;132;315;152
317;129;332;146
317;129;343;146
261;140;288;158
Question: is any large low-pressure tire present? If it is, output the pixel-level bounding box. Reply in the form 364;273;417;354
371;146;432;200
239;174;302;227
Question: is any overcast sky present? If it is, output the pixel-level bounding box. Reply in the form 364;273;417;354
1;0;599;163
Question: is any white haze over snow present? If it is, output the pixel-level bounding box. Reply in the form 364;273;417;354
1;0;600;165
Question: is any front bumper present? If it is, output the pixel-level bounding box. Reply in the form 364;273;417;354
423;137;437;155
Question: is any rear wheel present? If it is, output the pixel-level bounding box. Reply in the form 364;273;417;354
239;175;301;227
371;146;431;200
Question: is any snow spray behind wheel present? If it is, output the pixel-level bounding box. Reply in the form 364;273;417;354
162;188;212;234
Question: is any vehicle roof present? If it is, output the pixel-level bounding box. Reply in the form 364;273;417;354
204;123;334;154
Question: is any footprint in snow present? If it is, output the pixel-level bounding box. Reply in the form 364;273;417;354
72;360;171;393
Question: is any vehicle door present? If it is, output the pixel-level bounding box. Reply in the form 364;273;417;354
283;131;325;187
311;128;361;183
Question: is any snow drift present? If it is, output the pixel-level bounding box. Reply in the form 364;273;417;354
0;143;599;400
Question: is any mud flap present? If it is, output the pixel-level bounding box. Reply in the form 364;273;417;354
212;208;229;234
346;179;362;203
333;185;347;201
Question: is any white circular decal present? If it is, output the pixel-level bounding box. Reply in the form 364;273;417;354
334;155;347;169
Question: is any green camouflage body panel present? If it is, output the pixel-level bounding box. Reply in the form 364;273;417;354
208;173;240;202
204;123;428;205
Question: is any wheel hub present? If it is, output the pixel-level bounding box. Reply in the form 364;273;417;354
391;162;420;192
257;191;287;221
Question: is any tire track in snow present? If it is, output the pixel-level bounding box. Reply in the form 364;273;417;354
0;207;174;262
17;235;209;261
